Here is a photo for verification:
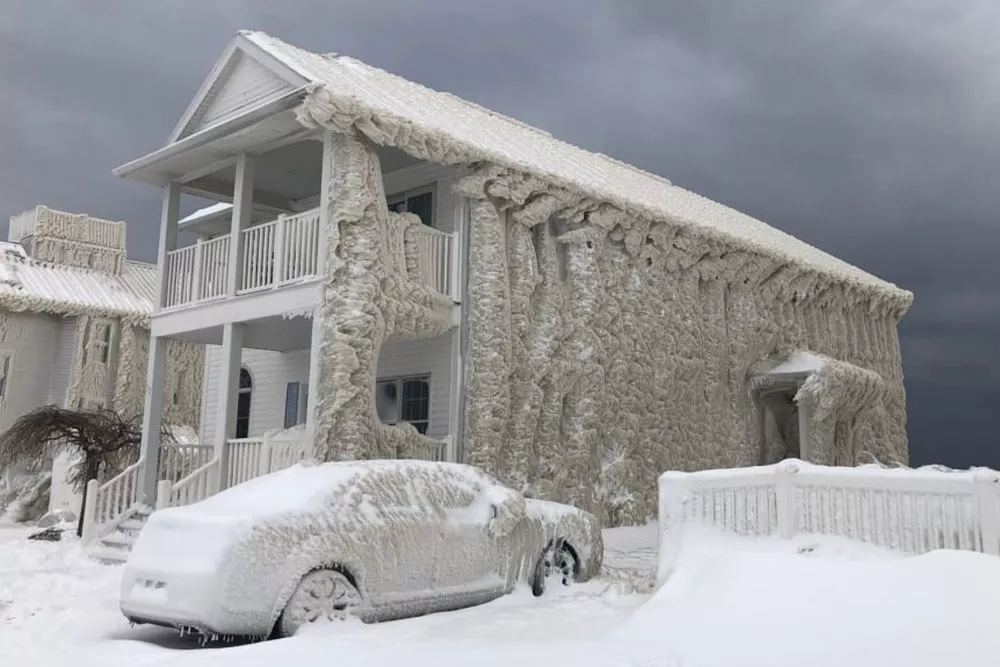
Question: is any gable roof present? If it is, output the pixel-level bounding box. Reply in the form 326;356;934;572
0;249;156;325
238;31;909;306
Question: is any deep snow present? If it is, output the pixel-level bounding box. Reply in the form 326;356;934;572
4;520;1000;666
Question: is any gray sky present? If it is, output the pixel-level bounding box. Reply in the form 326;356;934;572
2;1;997;468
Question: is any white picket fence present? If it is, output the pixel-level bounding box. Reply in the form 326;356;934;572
658;460;1000;581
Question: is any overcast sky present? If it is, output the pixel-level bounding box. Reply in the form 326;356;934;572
2;1;997;468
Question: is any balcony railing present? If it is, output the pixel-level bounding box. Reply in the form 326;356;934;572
161;206;458;310
163;208;323;309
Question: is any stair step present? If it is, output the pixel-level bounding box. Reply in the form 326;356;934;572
119;519;146;532
100;532;134;547
89;545;130;565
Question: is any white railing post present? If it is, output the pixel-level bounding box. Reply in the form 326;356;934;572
155;480;173;511
657;472;693;585
80;479;98;545
273;215;286;287
974;471;1000;555
776;460;799;539
259;434;273;477
191;240;204;302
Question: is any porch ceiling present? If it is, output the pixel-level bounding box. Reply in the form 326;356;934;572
170;312;313;352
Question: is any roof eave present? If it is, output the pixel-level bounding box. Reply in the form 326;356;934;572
112;87;310;184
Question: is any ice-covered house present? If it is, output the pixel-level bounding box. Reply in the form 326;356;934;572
0;206;203;520
101;30;911;539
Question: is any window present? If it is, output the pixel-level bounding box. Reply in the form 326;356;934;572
386;187;435;228
375;375;430;435
284;382;311;428
0;353;12;402
236;368;252;438
284;382;300;429
89;320;112;364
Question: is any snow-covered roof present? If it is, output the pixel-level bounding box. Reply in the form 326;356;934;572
178;201;232;225
0;251;156;324
239;31;909;304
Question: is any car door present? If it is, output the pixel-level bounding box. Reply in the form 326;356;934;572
432;472;511;604
349;466;443;616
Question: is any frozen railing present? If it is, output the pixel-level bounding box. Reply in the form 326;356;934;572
225;434;310;487
158;443;215;482
164;245;196;308
161;457;220;509
657;460;1000;580
80;458;143;545
411;224;456;298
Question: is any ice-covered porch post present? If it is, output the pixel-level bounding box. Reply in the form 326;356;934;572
304;129;333;458
214;153;254;490
137;182;180;507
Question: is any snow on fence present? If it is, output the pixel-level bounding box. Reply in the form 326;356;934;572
657;459;1000;581
158;443;215;483
81;459;142;544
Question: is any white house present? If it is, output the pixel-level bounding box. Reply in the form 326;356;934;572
0;206;203;521
87;29;911;553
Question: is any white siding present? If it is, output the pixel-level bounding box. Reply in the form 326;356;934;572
188;53;295;136
198;334;455;443
199;347;291;442
0;313;64;433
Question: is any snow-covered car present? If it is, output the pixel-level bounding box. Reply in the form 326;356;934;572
120;460;603;638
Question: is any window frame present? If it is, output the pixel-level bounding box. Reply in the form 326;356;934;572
92;319;113;365
375;373;431;435
236;367;253;439
385;183;437;229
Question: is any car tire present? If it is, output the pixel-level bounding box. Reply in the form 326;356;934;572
277;568;362;637
531;539;577;597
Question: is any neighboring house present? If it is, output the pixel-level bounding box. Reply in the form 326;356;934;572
104;30;910;536
0;205;203;518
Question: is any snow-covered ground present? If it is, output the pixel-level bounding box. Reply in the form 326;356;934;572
4;521;1000;667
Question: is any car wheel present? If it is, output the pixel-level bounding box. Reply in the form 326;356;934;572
531;539;577;597
278;569;361;637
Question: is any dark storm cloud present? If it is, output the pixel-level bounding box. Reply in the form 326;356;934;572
1;1;997;466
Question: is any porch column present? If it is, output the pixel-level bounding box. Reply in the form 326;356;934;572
226;153;255;296
304;305;324;458
214;322;244;490
138;182;180;506
304;128;334;459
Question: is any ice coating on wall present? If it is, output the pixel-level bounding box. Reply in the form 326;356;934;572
455;166;908;526
310;132;454;462
296;92;910;527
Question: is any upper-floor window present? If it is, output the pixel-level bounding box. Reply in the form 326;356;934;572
387;186;435;228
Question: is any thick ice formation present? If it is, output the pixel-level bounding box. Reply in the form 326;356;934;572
121;460;602;637
310;133;454;462
276;33;910;526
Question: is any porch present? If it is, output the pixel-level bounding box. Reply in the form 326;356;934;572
80;328;461;549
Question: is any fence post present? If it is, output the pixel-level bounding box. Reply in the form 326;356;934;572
80;479;99;545
973;471;1000;555
260;434;273;477
155;480;173;511
776;460;799;539
656;472;693;585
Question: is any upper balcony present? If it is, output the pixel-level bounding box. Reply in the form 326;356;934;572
161;205;457;313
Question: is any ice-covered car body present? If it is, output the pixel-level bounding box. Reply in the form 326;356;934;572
120;460;602;638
